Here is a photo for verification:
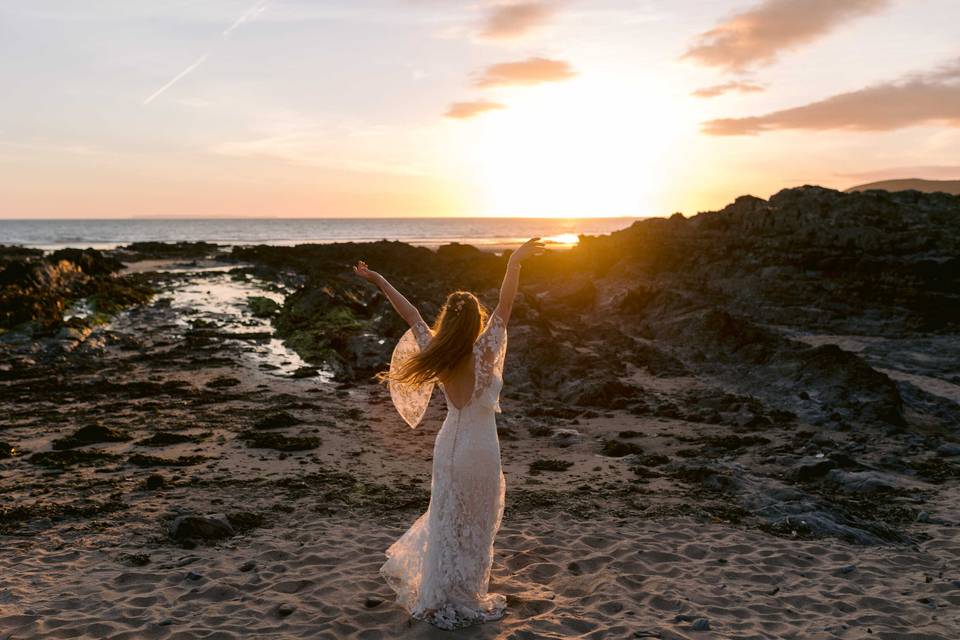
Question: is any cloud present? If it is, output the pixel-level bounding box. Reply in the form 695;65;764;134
702;60;960;135
444;100;506;119
683;0;889;72
480;2;557;40
692;80;765;98
474;57;576;88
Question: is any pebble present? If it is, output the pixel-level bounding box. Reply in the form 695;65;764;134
186;570;203;581
364;596;384;608
839;564;856;575
691;618;711;631
239;560;256;572
277;603;296;616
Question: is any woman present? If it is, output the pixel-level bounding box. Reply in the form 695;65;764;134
353;237;544;630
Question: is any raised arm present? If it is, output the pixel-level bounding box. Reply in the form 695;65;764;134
353;260;424;328
492;237;544;325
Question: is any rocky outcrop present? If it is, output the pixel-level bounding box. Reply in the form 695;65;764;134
225;187;957;442
0;246;153;333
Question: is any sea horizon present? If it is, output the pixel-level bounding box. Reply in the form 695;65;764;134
0;216;641;251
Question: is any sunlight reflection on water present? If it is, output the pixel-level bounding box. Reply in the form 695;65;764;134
155;264;332;381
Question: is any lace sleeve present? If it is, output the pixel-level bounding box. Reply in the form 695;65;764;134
388;320;434;429
474;313;507;396
410;319;433;350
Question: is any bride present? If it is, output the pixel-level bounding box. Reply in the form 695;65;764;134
353;237;544;630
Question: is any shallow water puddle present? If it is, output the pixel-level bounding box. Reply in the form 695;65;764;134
134;263;331;381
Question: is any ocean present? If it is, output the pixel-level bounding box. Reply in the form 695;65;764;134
0;217;639;251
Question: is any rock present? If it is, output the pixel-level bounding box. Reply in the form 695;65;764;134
138;432;203;447
691;618;711;631
239;560;256;572
170;514;235;545
120;553;151;567
538;278;597;312
631;453;669;468
240;431;321;451
253;412;301;430
786;457;837;483
1;248;152;331
290;366;320;379
0;441;18;458
529;459;574;473
128;454;210;468
186;570;203;581
47;248;123;276
52;423;132;450
29;449;122;468
601;440;643;458
562;378;639;409
145;474;166;490
838;564;856;575
550;429;582;447
225;511;265;533
528;426;553;437
343;333;392;373
206;376;242;389
118;241;220;260
247;296;280;318
277;603;296;617
825;469;902;495
364;596;384;608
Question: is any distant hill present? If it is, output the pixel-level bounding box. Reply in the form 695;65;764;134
846;178;960;195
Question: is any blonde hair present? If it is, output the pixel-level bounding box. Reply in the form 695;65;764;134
379;291;487;386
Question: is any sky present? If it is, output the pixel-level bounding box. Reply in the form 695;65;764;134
1;0;958;219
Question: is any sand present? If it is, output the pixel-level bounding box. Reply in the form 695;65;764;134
2;262;959;639
3;510;958;639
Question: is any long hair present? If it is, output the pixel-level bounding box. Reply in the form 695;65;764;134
380;291;487;386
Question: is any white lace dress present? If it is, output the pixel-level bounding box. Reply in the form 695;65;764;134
380;314;508;630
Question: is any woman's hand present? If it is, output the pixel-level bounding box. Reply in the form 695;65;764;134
508;237;545;265
353;260;381;283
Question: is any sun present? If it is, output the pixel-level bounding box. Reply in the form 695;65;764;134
454;73;687;218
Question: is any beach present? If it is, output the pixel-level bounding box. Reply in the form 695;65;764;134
2;186;959;639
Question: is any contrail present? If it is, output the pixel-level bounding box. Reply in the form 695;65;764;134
223;0;271;38
143;0;270;106
143;53;210;105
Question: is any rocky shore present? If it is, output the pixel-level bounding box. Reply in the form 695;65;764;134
1;185;958;638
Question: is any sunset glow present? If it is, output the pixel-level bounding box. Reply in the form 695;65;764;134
460;73;688;217
1;1;958;219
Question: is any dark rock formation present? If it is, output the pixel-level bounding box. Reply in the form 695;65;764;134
52;423;132;450
0;246;153;333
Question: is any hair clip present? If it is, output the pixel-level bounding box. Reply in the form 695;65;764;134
453;299;464;311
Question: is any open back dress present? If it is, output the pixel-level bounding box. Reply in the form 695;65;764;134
379;313;508;630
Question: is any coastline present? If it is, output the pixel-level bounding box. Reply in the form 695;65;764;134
0;216;641;253
1;185;958;638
